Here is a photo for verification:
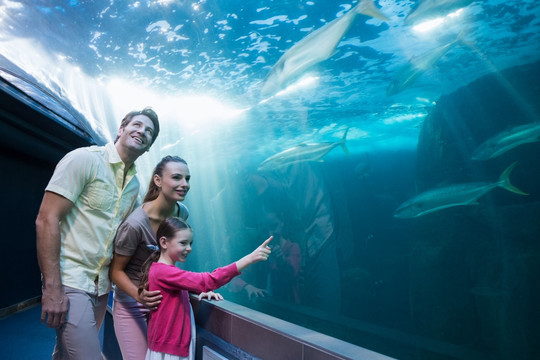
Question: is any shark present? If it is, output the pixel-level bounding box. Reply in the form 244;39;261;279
393;162;527;218
260;0;389;97
386;30;467;96
405;0;478;25
471;122;540;160
258;128;350;171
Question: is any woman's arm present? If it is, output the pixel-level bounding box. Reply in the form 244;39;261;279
110;253;162;309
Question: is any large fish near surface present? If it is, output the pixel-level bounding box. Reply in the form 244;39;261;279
472;122;540;160
261;0;389;96
405;0;478;25
393;162;527;218
386;31;466;96
258;128;349;171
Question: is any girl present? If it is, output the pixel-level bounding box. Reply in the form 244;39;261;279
140;217;272;360
111;156;219;360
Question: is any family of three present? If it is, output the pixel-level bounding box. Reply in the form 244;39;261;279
36;107;272;360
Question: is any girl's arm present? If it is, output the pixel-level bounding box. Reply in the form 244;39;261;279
153;236;273;293
154;263;240;293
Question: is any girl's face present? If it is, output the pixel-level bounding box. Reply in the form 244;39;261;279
156;161;191;202
164;229;193;263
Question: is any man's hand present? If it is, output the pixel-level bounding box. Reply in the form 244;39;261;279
41;286;69;328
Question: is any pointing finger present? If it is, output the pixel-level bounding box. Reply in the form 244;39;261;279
261;236;273;247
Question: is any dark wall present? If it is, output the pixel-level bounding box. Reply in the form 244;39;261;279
0;84;93;309
0;150;55;308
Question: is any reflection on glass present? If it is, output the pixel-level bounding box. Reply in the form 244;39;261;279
1;1;540;359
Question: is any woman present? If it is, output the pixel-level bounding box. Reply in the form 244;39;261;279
111;155;216;360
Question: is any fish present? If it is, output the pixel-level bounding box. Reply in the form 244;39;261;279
260;0;389;97
393;162;527;218
258;128;350;171
386;30;466;96
405;0;477;25
471;122;540;160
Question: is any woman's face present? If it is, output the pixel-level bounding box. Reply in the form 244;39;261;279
156;161;191;202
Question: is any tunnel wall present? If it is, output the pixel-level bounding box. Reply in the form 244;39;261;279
0;83;93;310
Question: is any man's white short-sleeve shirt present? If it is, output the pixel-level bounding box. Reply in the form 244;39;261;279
46;143;140;295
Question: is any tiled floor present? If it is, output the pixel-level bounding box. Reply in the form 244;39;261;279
0;303;56;359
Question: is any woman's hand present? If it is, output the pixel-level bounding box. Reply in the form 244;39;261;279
138;289;162;310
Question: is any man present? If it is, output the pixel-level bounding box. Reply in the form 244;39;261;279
36;107;160;359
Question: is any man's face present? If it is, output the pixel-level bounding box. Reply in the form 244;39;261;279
116;114;155;155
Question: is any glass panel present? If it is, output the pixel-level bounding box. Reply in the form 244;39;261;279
2;1;539;359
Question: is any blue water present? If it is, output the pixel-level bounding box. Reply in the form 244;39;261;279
1;1;540;359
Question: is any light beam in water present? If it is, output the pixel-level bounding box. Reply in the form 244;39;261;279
412;8;465;33
105;78;249;128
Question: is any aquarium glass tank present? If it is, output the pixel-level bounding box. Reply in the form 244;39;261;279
1;0;539;359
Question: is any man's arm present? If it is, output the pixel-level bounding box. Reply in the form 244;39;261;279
35;191;74;328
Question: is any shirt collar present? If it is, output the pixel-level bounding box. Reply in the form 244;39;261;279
105;143;138;174
106;143;122;164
